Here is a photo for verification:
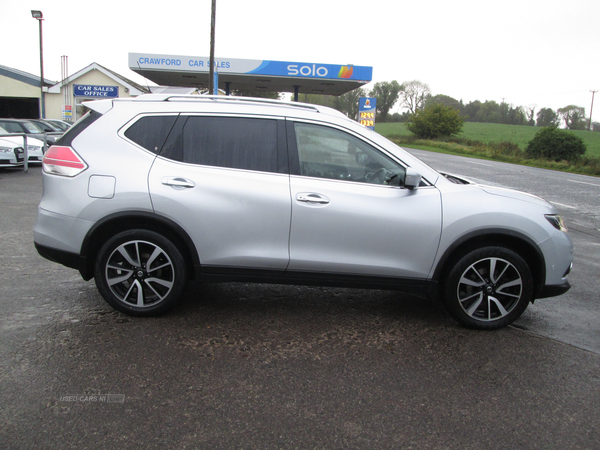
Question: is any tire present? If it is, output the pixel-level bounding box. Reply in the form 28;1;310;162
440;246;534;330
94;229;188;316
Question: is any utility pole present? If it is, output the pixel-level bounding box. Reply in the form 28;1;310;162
208;0;216;95
589;90;597;131
31;10;45;118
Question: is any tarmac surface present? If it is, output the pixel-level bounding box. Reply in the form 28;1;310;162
1;164;599;449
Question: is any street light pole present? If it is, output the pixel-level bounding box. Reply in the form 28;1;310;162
31;10;45;119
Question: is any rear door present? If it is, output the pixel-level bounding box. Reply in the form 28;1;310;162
143;114;291;270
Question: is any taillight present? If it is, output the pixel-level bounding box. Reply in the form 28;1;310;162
42;145;88;177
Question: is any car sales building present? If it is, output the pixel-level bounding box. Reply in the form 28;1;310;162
0;62;150;122
1;55;372;122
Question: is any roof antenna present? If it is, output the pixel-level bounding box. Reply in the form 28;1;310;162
136;61;152;94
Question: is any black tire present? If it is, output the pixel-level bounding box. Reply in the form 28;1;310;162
94;229;188;316
440;246;534;330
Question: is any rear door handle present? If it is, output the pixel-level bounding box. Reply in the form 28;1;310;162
161;177;196;189
296;193;330;205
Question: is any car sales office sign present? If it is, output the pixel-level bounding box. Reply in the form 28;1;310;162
73;85;119;98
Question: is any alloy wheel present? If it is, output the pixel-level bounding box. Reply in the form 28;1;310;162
456;257;523;322
104;240;175;308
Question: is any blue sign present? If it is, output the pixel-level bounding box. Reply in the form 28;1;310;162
129;53;373;83
358;97;377;130
73;84;119;98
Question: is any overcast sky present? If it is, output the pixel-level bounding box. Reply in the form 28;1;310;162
2;0;599;122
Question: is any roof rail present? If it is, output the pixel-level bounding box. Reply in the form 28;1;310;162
134;93;322;112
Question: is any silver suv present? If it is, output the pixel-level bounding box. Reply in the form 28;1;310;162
34;94;573;329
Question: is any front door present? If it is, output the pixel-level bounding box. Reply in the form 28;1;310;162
287;121;442;280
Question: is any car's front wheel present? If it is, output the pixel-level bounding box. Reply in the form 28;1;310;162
441;246;534;329
94;230;187;316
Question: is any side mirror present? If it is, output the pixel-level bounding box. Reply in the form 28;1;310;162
404;168;422;190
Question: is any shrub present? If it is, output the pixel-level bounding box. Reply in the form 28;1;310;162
490;141;523;158
525;126;587;162
407;104;465;139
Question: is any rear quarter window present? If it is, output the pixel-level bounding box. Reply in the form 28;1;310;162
124;115;178;154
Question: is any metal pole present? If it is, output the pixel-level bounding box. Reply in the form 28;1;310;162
24;135;29;173
209;0;216;95
38;17;45;118
589;90;597;131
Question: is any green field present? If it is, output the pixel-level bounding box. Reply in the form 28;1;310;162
375;122;600;158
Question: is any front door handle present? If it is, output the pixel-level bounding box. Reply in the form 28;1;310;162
161;177;196;189
296;193;330;205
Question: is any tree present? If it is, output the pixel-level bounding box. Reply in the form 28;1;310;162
398;80;430;114
557;105;586;130
536;108;559;127
425;94;462;113
463;100;482;122
232;89;281;99
524;105;536;126
475;101;502;123
407;103;465;139
369;81;402;122
525;126;586;162
331;88;366;120
507;105;527;125
299;88;366;120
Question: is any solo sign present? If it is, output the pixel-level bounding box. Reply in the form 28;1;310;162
358;97;377;130
73;85;119;98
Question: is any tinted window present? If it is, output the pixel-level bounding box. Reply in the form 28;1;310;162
124;115;178;154
294;123;405;186
181;116;278;173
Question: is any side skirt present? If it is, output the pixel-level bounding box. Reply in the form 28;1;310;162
199;266;433;296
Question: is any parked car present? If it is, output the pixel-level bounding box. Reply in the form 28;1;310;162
0;137;24;167
34;95;573;329
43;119;72;132
0;118;62;145
0;126;44;164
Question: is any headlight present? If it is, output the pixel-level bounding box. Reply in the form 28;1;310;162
0;146;13;153
545;214;568;232
27;146;42;152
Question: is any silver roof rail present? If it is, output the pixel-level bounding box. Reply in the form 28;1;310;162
133;93;321;112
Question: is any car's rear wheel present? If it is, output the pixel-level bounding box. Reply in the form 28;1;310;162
94;230;187;316
441;246;534;329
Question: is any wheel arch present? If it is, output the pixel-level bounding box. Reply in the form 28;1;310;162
79;212;201;281
432;229;546;298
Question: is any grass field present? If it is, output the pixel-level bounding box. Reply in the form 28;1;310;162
375;122;600;158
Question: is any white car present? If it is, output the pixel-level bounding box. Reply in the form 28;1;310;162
0;126;45;164
0;136;24;167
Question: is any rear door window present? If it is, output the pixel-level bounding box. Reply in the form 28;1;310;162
161;116;280;173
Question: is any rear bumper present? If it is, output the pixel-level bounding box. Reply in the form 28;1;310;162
34;242;91;280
